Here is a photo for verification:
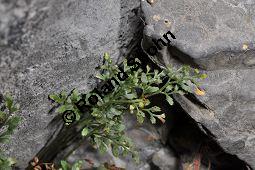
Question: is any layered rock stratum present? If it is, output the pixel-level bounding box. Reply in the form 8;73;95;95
1;0;254;169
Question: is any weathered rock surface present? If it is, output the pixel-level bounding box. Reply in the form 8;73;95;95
0;0;142;168
141;0;255;70
141;0;255;168
2;0;254;169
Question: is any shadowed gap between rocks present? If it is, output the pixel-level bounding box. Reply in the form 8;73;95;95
136;41;253;169
148;93;253;170
132;45;253;170
141;36;201;70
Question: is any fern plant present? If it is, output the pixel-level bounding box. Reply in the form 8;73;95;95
0;94;21;170
49;53;207;164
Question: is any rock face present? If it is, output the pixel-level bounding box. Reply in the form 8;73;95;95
0;0;142;168
2;0;254;169
141;0;255;168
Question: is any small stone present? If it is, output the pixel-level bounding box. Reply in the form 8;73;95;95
152;148;177;170
139;163;150;170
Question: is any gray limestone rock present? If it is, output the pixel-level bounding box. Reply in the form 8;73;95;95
0;0;142;168
141;0;255;70
141;0;255;168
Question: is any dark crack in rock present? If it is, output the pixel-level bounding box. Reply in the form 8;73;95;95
0;0;143;168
